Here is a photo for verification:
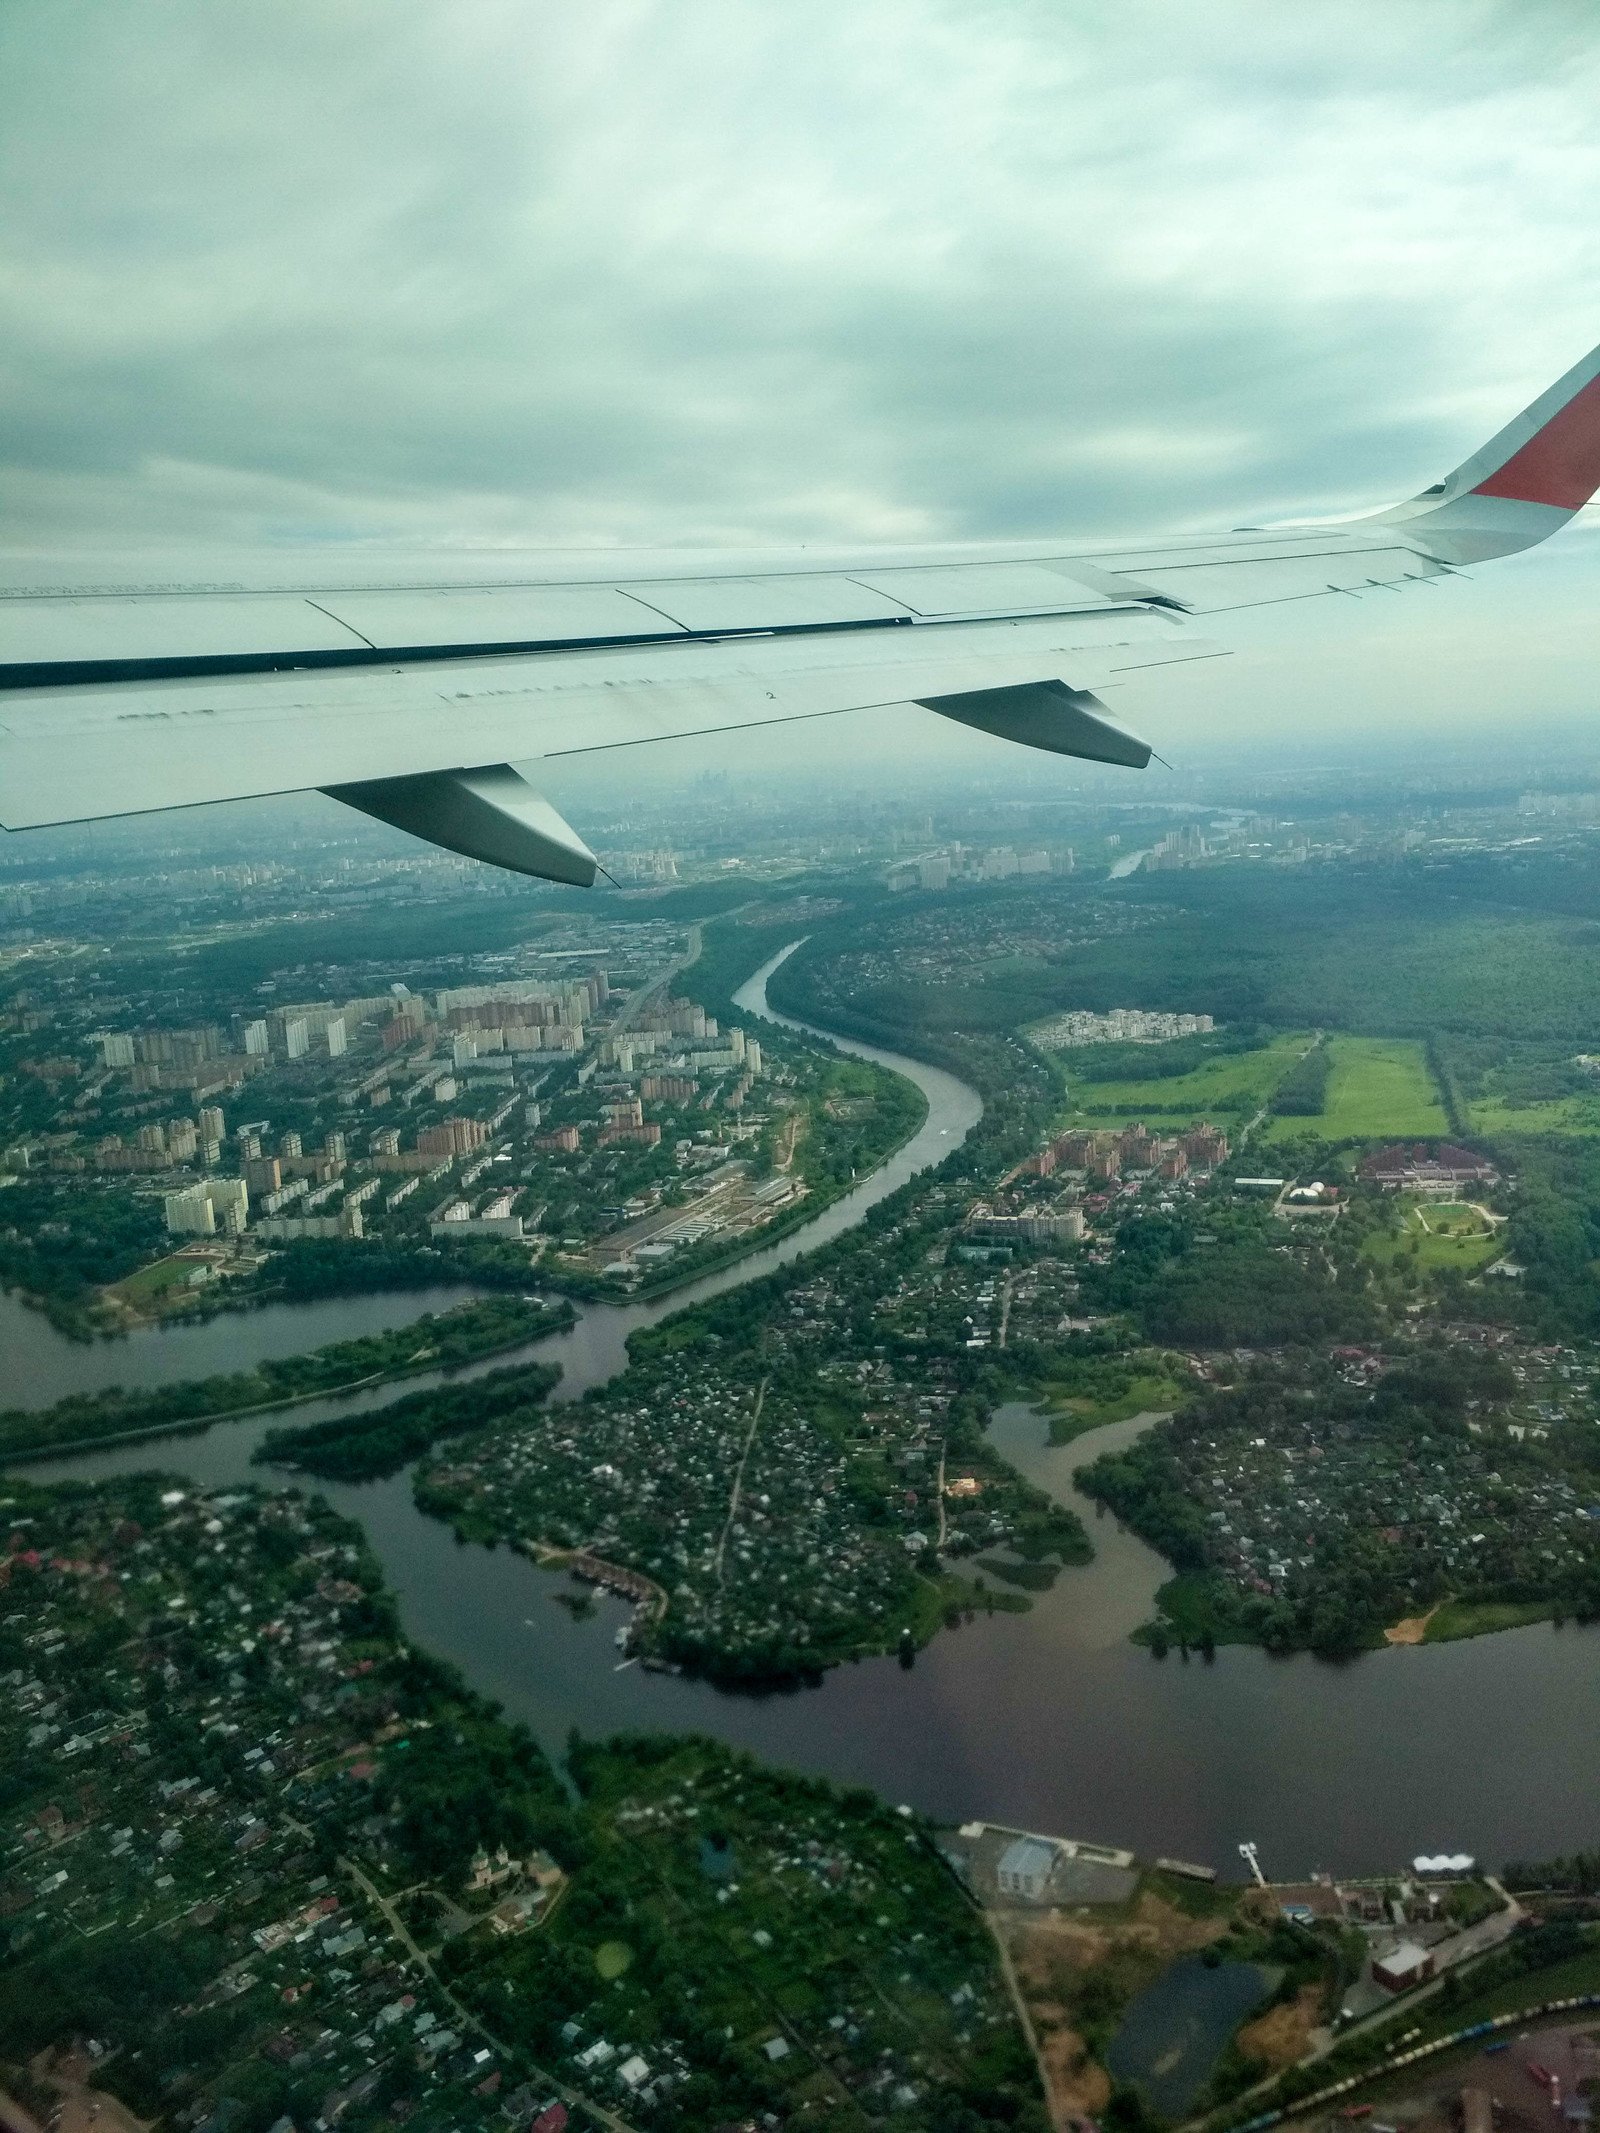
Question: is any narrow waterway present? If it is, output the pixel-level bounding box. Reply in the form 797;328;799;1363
12;947;1600;1878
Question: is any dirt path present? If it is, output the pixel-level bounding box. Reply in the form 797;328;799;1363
980;1911;1065;2128
339;1854;637;2133
713;1376;768;1590
775;1109;802;1170
1384;1600;1442;1645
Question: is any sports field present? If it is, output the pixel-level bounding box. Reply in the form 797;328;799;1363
1260;1035;1447;1143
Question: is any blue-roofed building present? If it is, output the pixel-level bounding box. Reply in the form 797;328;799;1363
996;1836;1056;1900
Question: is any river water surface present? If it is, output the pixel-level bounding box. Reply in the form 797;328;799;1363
11;947;1598;1878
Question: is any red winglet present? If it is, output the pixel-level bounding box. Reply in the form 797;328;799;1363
1472;370;1600;508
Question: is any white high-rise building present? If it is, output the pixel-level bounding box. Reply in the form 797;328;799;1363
284;1018;309;1060
745;1039;762;1078
164;1185;213;1236
198;1105;225;1144
244;1019;269;1056
97;1032;135;1068
325;1016;347;1058
164;1176;249;1237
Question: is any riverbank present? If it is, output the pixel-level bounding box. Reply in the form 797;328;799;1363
0;1292;573;1462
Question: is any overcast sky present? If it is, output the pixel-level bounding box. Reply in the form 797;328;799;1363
2;0;1599;779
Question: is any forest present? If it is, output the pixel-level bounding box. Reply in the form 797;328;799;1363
1269;1038;1333;1116
256;1359;562;1480
789;853;1600;1047
0;1175;165;1333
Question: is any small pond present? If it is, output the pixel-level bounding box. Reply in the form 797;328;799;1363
1105;1954;1278;2118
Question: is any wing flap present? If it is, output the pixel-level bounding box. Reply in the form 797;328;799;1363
0;592;368;666
1113;543;1445;612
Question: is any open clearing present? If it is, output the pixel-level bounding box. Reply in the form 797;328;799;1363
1042;1377;1183;1443
1059;1033;1310;1125
1467;1091;1600;1137
1361;1196;1501;1274
1424;1597;1554;1641
1235;1983;1323;2071
1262;1035;1447;1143
1006;1888;1235;2127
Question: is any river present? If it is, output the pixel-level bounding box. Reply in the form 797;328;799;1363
10;946;1599;1879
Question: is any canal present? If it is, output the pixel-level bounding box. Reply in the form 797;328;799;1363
10;946;1598;1878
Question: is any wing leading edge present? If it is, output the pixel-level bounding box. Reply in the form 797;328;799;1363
1;339;1596;880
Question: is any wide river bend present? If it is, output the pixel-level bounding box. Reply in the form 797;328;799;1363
11;947;1597;1877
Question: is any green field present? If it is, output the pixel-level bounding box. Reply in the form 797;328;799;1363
1041;1373;1184;1442
1261;1035;1448;1143
1424;1597;1554;1641
1467;1092;1600;1137
1361;1195;1504;1274
1058;1033;1311;1124
105;1253;207;1303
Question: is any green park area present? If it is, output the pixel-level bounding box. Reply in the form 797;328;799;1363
1057;1031;1312;1126
1360;1194;1504;1275
1423;1597;1555;1641
1464;1087;1600;1137
1467;1092;1600;1143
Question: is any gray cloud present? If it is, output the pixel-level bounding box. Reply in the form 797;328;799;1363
5;0;1600;552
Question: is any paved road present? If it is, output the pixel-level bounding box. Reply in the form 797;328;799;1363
609;923;703;1037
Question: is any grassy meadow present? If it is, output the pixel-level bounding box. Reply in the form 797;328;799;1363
1260;1036;1447;1144
1057;1031;1311;1125
1360;1194;1504;1274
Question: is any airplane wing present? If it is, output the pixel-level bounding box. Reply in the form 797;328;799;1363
2;338;1597;885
